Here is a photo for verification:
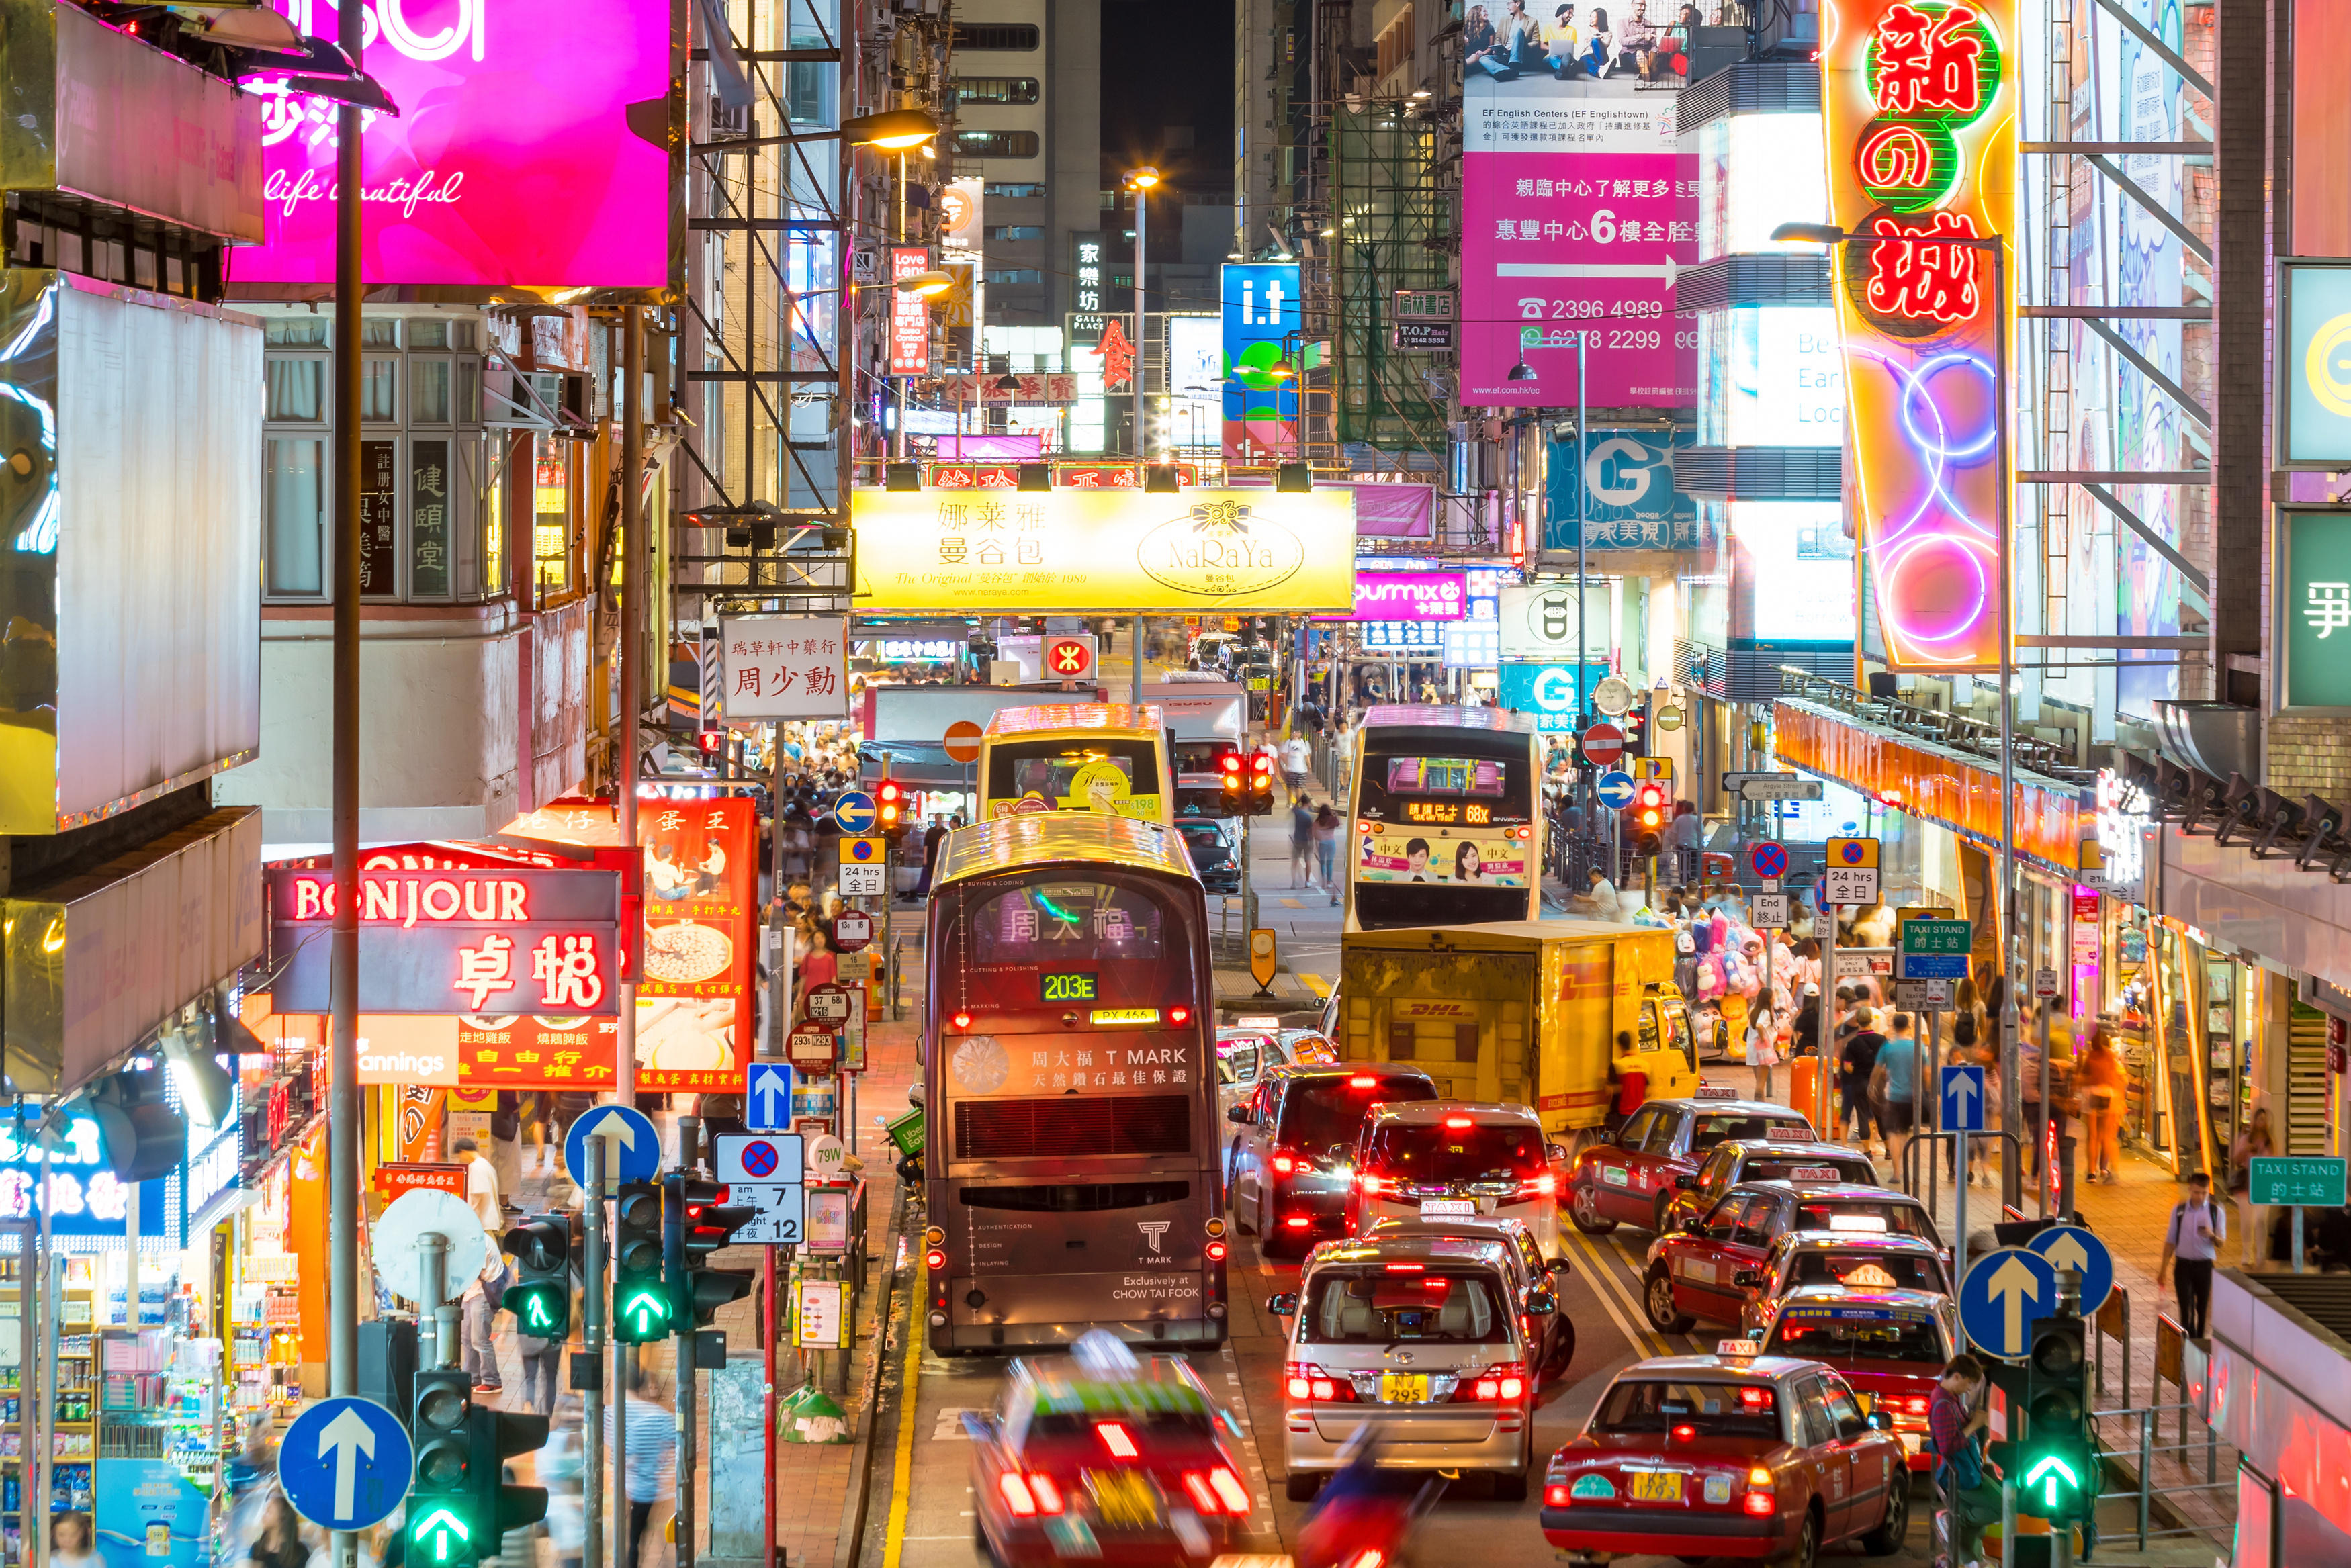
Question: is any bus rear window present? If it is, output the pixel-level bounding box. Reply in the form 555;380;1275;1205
1384;757;1505;796
1593;1380;1780;1438
1361;1121;1546;1184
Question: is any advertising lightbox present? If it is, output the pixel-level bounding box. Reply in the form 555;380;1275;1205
1222;263;1302;460
1730;502;1856;645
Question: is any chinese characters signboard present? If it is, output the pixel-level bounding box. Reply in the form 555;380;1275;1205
1458;49;1696;407
411;439;452;598
268;870;622;1015
1824;0;2017;671
359;440;396;595
889;247;932;375
1543;429;1700;551
850;488;1356;613
637;796;760;1093
717;616;850;720
1221;263;1301;461
2276;509;2351;711
240;0;670;287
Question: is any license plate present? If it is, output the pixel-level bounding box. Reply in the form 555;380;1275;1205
1045;1517;1103;1559
1084;1469;1162;1528
1419;1199;1476;1217
1379;1373;1432;1403
1626;1469;1684;1503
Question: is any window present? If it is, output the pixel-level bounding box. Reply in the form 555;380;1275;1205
265;439;326;596
412;359;452;424
1591;1380;1780;1438
954;129;1041;158
955;76;1040;105
265;358;325;422
1617;1107;1661;1150
361;358;399;422
984;181;1046;197
951;21;1040;49
1641;1112;1683;1155
984;268;1043;285
1298;1270;1508;1345
1699;1195;1749;1242
987;226;1044;242
532;433;573;598
265;318;330;347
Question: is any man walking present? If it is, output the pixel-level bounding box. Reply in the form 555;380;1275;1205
609;1364;676;1568
2158;1170;2227;1338
1869;1011;1922;1181
1281;731;1313;804
453;1135;508;1393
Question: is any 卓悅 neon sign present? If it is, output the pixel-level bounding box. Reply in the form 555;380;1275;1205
1824;0;2016;670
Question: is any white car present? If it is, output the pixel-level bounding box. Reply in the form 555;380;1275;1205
1345;1101;1566;1262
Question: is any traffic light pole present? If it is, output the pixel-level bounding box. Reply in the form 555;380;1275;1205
675;1121;700;1568
582;1138;606;1568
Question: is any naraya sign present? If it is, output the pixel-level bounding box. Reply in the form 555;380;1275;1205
268;868;622;1015
850;488;1357;613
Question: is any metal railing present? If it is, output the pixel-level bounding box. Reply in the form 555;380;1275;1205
1776;665;2094;785
2090;1399;2235;1549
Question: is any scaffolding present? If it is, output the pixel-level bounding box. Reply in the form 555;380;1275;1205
1330;103;1450;469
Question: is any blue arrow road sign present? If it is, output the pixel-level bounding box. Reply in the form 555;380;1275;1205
832;790;877;835
281;1396;414;1532
1939;1064;1986;1134
1957;1246;2058;1360
2028;1223;2115;1317
1594;770;1636;809
564;1103;661;1186
746;1062;795;1132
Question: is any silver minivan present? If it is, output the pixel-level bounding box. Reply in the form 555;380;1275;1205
1266;1232;1550;1501
1226;1063;1439;1256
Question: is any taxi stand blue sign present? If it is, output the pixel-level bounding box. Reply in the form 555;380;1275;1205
2027;1224;2114;1318
280;1396;415;1532
564;1103;661;1186
1956;1246;2059;1361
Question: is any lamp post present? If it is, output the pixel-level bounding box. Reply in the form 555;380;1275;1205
1124;167;1161;461
1774;219;2016;1199
845;111;939;462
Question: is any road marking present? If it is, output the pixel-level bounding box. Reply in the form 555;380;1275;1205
881;1256;928;1568
932;1407;982;1441
1298;973;1329;998
1280;898;1305;909
1560;1226;1679;1361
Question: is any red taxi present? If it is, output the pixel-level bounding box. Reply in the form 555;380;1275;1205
967;1342;1253;1567
1757;1285;1958;1471
1568;1091;1817;1238
1538;1346;1908;1565
1640;1183;1943;1335
1657;1138;1879;1234
1733;1232;1954;1334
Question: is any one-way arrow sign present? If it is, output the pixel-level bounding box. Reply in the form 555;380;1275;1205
279;1396;414;1532
1940;1063;1985;1134
747;1062;794;1132
1957;1246;2057;1360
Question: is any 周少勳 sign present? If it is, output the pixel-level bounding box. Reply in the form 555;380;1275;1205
851;488;1357;613
268;868;623;1015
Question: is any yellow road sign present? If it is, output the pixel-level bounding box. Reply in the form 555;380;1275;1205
1632;757;1675;782
1249;928;1279;990
1826;836;1880;868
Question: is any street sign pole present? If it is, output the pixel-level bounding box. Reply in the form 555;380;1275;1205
1820;890;1837;1138
583;1136;605;1568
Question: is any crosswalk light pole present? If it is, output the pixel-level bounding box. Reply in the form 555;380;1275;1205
582;1139;605;1568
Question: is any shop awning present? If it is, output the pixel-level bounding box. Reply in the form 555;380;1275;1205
860;743;975;787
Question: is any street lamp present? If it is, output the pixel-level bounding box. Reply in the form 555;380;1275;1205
1771;218;2019;1205
843;109;940;150
894;270;955;297
1124;166;1161;462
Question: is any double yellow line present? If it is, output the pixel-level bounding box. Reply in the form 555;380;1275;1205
1556;1222;1689;1364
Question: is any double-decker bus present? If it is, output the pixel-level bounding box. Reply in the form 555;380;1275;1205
922;812;1227;1352
1343;706;1544;932
977;703;1178;826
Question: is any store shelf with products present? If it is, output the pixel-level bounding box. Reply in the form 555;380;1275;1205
227;1324;301;1428
99;1329;230;1493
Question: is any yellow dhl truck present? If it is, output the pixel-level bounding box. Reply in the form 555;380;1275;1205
1331;921;1699;1144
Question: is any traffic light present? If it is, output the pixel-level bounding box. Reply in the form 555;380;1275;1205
666;1174;756;1338
500;1213;572;1341
2020;1313;2092;1526
408;1369;475;1567
1619;708;1649;758
1218;748;1243;801
1631;780;1670;857
1247;749;1275;816
877;778;907;838
469;1407;549;1551
613;1180;673;1342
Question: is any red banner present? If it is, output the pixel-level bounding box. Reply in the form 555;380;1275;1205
638;796;758;1092
457;1015;619;1089
373;1162;467;1203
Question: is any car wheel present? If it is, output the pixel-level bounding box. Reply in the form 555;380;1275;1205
1570;1181;1617;1236
1644;1266;1695;1334
1651;1191;1675;1234
1546;1318;1577;1377
1785;1506;1820;1568
1286;1471;1323;1502
1859;1470;1909;1555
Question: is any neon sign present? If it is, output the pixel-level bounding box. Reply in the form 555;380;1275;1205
1825;0;2015;670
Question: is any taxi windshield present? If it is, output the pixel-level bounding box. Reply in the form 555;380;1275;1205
1785;1250;1948;1294
1362;1121;1546;1184
1691;1113;1815;1154
1791;1201;1937;1243
1765;1314;1945;1365
1299;1269;1509;1345
1592;1379;1780;1439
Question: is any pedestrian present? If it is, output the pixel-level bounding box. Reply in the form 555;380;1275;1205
1869;1011;1922;1181
2077;1024;2126;1186
242;1496;308;1568
1290;796;1316;888
541;1422;586;1568
1669;800;1701;882
1838;1007;1886;1153
1605;1029;1646;1134
1580;865;1622;921
912;813;949;900
519;1091;553;1177
1313;804;1341;904
610;1365;676;1568
50;1514;99;1568
2158;1169;2226;1338
517;1281;574;1415
1282;731;1313;802
1926;1355;2002;1568
2229;1107;2277;1267
1746;986;1782;1103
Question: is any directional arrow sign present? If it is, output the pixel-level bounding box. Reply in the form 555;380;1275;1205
746;1062;794;1132
2023;1454;2082;1514
1957;1246;2057;1360
411;1506;472;1564
2027;1223;2115;1316
564;1103;660;1185
1593;770;1636;810
832;790;877;835
1939;1063;1985;1134
280;1395;414;1532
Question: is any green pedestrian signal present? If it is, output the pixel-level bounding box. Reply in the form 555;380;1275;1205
2023;1453;2082;1514
613;1180;670;1344
501;1213;573;1340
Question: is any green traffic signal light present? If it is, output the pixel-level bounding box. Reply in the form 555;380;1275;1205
613;1180;670;1344
617;1276;675;1340
409;1507;473;1566
2023;1452;2082;1514
410;1369;474;1568
502;1214;572;1340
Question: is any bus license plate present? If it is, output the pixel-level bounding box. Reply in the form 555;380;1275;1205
1419;1199;1476;1217
1626;1470;1683;1503
1379;1374;1432;1403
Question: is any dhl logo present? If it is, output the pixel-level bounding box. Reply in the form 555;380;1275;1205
1394;999;1474;1019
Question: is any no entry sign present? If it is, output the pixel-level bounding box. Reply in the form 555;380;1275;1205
1580;723;1625;766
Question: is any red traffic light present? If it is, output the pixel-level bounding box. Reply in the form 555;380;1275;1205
697;731;723;753
1219;751;1242;773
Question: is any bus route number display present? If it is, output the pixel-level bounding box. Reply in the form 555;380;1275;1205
1404;800;1493;825
1041;970;1100;1003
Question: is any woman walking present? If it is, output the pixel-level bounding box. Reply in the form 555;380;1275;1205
2076;1024;2127;1186
1312;804;1341;905
2230;1107;2278;1267
1746;986;1783;1103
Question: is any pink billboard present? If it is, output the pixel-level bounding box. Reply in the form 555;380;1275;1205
238;0;673;287
1460;28;1697;407
1310;571;1468;622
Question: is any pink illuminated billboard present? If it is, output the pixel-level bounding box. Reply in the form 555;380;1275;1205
1459;25;1696;407
238;0;674;288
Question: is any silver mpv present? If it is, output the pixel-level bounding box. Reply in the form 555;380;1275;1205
1266;1232;1551;1502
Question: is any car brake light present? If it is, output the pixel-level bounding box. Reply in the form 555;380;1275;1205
1671;1424;1695;1442
1517;1172;1558;1199
1027;1473;1065;1515
1444;1115;1474;1130
1272;1153;1296;1174
952;1012;973;1030
1206;1240;1228;1262
1350;1075;1378;1087
1357;1173;1387;1195
997;1473;1037;1516
1383;1262;1423;1272
1096;1422;1138;1459
1743;1468;1775;1516
1284;1215;1312;1229
1904;1396;1931;1415
1457;1362;1527;1401
1286;1361;1354;1403
1170;1005;1192;1025
1208;1468;1250;1513
1181;1472;1220;1513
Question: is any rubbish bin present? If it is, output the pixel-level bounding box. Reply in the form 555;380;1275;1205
1789;1056;1823;1132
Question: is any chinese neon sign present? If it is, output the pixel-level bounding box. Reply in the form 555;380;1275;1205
1825;0;2016;670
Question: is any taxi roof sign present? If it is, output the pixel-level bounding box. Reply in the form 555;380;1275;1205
1828;1213;1890;1232
1716;1338;1763;1359
1695;1085;1741;1099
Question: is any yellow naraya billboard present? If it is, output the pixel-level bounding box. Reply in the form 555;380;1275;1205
851;488;1358;613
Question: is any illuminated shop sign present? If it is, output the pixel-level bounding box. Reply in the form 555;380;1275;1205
1824;0;2016;670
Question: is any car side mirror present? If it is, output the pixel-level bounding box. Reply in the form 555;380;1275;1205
1733;1269;1763;1289
1673;1174;1698;1191
1546;1142;1570;1164
1266;1292;1299;1317
1325;1142;1351;1168
1682;1217;1707;1235
1867;1412;1890;1432
1524;1289;1558;1316
1546;1257;1573;1279
1227;1105;1253;1125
